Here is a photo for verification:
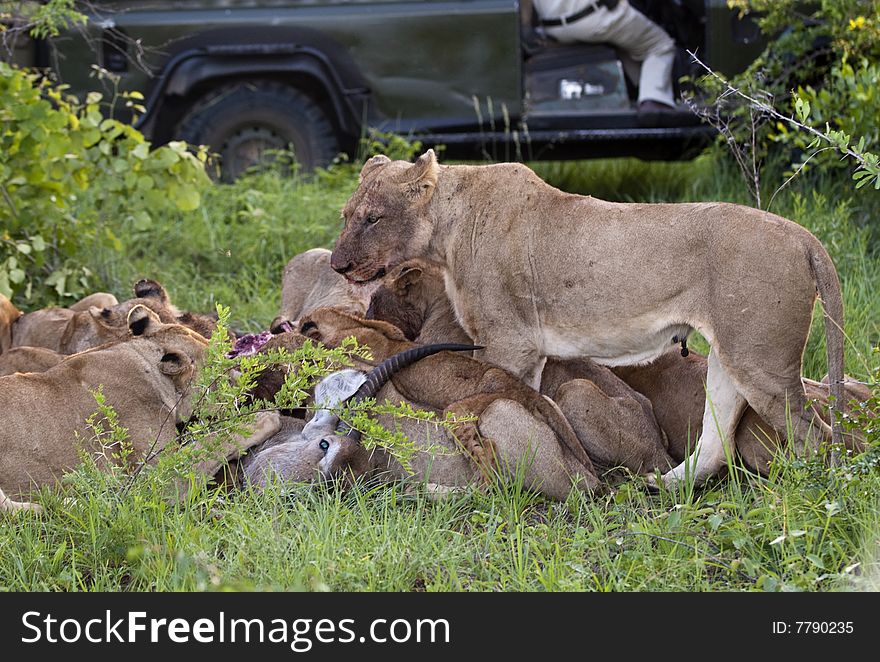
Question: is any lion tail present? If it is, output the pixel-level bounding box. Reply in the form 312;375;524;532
809;239;845;448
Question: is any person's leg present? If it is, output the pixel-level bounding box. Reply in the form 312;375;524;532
602;3;676;106
637;44;675;106
545;1;676;107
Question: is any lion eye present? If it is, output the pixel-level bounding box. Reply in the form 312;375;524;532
319;439;330;453
365;214;381;226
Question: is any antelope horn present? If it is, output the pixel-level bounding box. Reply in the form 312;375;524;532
337;343;481;441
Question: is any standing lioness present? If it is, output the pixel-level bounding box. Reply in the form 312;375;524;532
331;150;845;487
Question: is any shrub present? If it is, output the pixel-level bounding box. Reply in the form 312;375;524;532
696;1;880;197
0;62;210;306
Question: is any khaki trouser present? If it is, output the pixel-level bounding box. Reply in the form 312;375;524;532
538;0;676;106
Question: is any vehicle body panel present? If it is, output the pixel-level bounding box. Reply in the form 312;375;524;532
27;0;766;163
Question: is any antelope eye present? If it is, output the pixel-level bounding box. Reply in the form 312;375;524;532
319;439;330;452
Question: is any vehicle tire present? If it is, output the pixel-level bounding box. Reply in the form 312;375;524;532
176;82;339;181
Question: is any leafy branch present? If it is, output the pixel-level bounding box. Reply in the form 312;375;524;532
686;50;880;206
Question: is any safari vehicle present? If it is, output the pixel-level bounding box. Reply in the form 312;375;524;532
15;0;765;178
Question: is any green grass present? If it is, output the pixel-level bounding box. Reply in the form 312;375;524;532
2;150;879;592
83;165;355;331
3;454;878;591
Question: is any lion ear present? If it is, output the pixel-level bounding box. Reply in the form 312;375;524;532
402;149;438;203
134;278;170;304
298;317;323;342
88;305;116;328
0;293;21;353
389;264;424;296
127;304;162;336
158;350;190;376
359;154;391;182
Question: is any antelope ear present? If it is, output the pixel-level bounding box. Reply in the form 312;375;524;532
401;149;438;203
359;154;391;182
158;350;190;376
303;369;368;437
127;304;162;336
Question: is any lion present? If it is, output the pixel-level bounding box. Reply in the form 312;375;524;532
1;292;119;357
366;258;474;346
4;278;219;357
332;150;845;487
369;257;869;476
271;248;373;332
0;306;276;502
0;346;65;377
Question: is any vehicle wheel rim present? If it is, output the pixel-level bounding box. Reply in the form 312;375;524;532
220;125;298;181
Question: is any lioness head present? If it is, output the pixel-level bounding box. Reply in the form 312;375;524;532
60;279;218;354
127;304;209;366
331;150;439;283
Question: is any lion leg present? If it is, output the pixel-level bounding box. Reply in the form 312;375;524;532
659;350;747;488
707;277;831;453
0;487;42;514
478;399;595;499
477;341;546;391
719;342;828;455
443;395;500;481
736;375;828;455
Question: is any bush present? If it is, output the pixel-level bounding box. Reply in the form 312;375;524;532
696;1;880;197
0;62;210;306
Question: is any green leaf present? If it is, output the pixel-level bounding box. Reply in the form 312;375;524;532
173;186;201;212
0;271;11;298
132;143;150;160
825;501;843;516
806;554;825;570
131;210;152;231
82;128;101;148
45;270;67;297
